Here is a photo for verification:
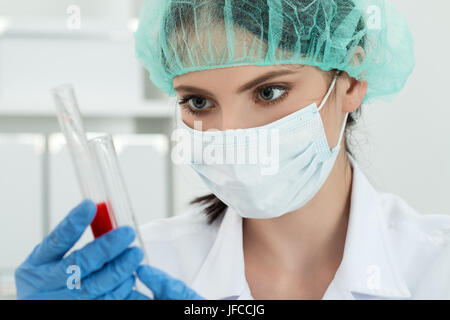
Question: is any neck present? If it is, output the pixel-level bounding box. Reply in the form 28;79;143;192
243;149;353;274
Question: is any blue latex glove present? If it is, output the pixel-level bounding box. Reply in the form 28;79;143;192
15;199;144;300
127;265;205;300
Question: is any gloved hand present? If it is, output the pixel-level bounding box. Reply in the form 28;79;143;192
127;265;205;300
15;199;144;300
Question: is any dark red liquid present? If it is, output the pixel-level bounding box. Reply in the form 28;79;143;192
91;202;115;238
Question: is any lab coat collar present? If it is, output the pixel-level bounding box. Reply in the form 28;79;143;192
190;153;412;300
330;153;412;299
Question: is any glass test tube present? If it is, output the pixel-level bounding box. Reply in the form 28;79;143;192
52;84;105;204
88;134;148;262
52;84;148;264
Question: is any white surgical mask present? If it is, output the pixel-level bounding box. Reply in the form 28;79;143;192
175;74;348;219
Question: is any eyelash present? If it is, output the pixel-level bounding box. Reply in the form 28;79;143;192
178;84;291;116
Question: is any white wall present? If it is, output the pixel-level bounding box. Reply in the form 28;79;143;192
351;0;450;215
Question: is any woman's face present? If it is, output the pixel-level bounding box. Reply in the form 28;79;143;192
173;64;365;150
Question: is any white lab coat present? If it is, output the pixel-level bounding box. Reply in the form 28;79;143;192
139;155;450;299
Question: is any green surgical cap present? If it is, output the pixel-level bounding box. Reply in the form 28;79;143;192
134;0;415;104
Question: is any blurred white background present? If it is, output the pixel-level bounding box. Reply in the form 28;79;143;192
0;0;449;299
352;0;450;216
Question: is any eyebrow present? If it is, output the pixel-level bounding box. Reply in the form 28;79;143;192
174;69;298;96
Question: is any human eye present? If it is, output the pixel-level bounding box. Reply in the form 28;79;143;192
177;95;214;116
255;85;290;106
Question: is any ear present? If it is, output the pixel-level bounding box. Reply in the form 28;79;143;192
340;46;368;113
341;73;368;113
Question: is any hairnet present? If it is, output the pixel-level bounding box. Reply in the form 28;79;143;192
134;0;414;104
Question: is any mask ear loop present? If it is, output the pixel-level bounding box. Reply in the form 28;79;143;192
317;71;349;151
317;73;339;112
332;111;349;152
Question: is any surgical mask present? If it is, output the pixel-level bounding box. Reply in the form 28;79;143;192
175;74;348;219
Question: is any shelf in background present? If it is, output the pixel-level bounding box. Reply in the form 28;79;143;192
0;99;177;118
0;18;137;41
